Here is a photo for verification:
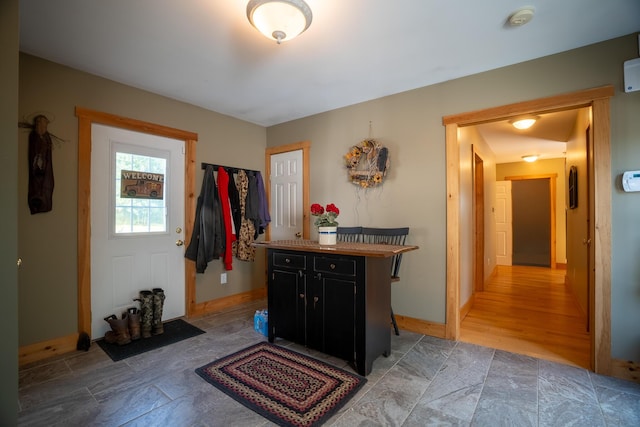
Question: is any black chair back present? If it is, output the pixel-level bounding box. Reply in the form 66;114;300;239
361;227;409;280
337;226;363;243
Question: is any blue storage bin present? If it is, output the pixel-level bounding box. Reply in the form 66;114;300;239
254;309;268;336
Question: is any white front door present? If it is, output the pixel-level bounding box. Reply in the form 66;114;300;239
269;150;303;240
495;180;513;266
90;124;185;338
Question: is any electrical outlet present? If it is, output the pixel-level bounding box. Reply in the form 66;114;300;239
221;273;227;284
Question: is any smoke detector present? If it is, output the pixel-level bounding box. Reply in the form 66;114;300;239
508;7;535;27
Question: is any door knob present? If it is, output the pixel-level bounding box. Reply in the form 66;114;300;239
176;239;184;246
295;232;302;238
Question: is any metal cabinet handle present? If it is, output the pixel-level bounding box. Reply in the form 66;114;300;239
285;258;291;263
313;296;319;309
330;263;336;270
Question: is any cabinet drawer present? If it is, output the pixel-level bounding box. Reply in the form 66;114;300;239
314;257;356;276
272;252;306;269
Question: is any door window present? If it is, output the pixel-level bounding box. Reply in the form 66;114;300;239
111;143;169;235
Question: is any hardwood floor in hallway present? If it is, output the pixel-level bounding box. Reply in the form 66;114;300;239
460;265;591;369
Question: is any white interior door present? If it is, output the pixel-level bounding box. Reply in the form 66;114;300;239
270;150;303;240
91;124;185;338
495;180;513;266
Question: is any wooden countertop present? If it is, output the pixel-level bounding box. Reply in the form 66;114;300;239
252;239;418;258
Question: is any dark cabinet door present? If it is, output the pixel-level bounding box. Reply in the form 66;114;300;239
310;275;355;361
308;255;357;361
268;268;306;343
268;251;307;343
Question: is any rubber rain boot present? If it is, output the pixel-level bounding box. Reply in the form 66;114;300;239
151;288;166;335
135;290;154;338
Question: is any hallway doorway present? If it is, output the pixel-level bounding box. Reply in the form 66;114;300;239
470;116;583;365
443;86;614;374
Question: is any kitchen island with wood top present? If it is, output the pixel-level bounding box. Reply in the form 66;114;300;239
253;240;418;376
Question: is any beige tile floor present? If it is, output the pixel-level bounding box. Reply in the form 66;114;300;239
18;299;640;426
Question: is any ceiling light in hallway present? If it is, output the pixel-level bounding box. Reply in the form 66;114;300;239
510;115;539;130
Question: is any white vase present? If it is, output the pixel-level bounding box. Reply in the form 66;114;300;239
318;226;338;245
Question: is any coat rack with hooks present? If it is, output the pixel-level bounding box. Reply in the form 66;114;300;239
200;162;259;175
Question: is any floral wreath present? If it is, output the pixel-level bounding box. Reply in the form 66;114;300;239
344;139;389;188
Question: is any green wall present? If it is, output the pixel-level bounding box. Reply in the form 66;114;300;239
18;54;267;346
1;0;19;423
267;33;640;361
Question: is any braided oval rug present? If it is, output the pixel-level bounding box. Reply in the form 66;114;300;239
195;342;366;427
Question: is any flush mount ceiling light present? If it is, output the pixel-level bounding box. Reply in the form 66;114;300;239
508;7;535;27
247;0;313;44
522;155;539;163
510;115;539;130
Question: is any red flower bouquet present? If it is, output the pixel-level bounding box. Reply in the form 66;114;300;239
310;203;340;227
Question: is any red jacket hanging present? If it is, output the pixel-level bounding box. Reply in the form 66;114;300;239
217;167;236;270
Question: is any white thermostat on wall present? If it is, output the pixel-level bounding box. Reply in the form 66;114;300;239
622;170;640;192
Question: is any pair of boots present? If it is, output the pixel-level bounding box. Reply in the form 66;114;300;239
135;288;165;338
103;307;139;345
103;288;164;345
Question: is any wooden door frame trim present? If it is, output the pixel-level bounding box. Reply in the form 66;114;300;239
75;107;198;338
473;150;485;292
504;173;558;270
265;141;311;240
443;85;614;374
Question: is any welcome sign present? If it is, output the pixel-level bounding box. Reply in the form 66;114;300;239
120;170;165;199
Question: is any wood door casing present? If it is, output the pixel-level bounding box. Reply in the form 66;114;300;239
473;152;484;292
443;85;613;375
75;107;197;337
265;141;311;240
269;149;304;240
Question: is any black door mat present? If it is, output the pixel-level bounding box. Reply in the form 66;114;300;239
96;319;205;362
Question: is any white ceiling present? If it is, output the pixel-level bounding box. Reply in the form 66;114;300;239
19;0;640;161
475;109;581;164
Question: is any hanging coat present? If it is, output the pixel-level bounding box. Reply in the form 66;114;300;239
211;174;225;259
217;167;235;271
235;169;256;261
185;165;223;273
255;171;271;234
28;115;54;214
245;172;261;239
227;171;242;238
